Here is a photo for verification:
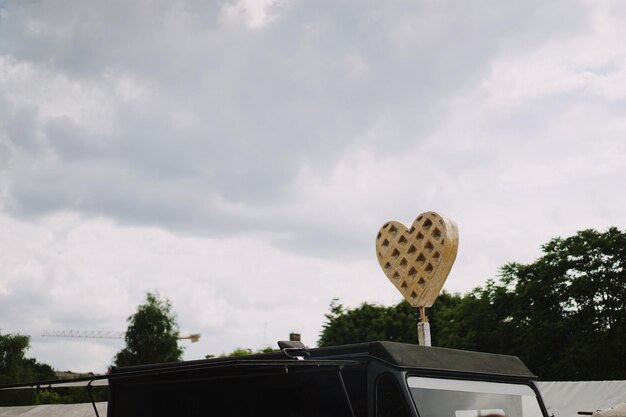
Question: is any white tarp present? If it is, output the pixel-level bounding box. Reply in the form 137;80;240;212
0;402;106;417
592;403;626;417
538;381;626;417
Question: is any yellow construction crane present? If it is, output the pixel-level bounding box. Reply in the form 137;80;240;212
177;334;201;343
42;330;201;343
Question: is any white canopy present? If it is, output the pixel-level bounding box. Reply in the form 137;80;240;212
538;381;626;417
0;402;106;417
592;403;626;417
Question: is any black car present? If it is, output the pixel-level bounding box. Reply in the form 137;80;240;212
102;341;548;417
0;341;548;417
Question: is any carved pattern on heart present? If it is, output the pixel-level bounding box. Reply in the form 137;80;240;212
375;212;459;307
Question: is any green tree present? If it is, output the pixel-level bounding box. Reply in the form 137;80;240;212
113;292;183;367
318;299;416;347
435;228;626;379
210;346;276;358
433;280;520;355
318;292;460;347
501;228;626;380
0;332;56;405
317;227;626;380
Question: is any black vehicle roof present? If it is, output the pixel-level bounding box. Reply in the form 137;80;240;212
110;341;536;380
0;341;535;391
306;341;536;379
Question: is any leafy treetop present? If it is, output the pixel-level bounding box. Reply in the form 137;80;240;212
319;227;626;381
113;292;183;367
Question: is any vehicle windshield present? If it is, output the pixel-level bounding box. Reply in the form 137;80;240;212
408;377;544;417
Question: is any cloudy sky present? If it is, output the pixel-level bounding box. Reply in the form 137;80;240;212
1;0;625;373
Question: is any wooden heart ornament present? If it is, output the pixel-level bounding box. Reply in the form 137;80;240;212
376;212;459;308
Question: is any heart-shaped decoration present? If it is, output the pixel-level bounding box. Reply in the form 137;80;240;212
375;212;459;307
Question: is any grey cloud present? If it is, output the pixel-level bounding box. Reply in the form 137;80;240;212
0;0;598;255
0;282;52;328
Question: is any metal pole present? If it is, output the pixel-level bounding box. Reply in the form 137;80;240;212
417;307;431;347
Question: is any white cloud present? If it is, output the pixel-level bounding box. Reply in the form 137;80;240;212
220;0;284;29
0;211;401;371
